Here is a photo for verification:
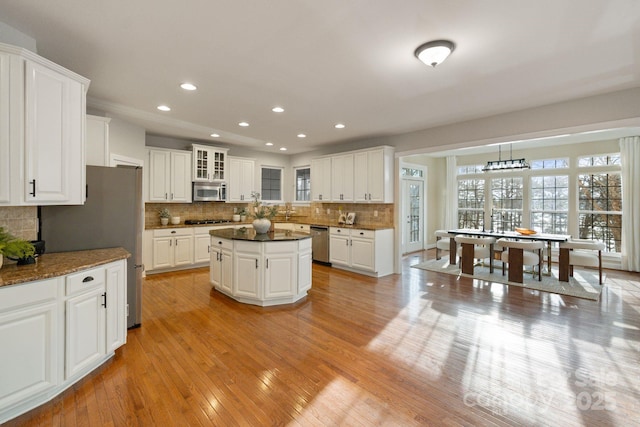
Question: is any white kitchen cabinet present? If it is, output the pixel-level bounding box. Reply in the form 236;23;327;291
151;228;194;270
264;242;297;299
210;237;233;294
234;242;261;299
195;225;234;264
228;156;255;202
105;261;127;353
329;227;394;277
331;153;354;202
0;43;89;206
86;115;110;167
311;157;332;201
192;144;228;182
354;146;394;203
65;267;106;380
0;278;60;414
148;148;192;203
0;259;127;424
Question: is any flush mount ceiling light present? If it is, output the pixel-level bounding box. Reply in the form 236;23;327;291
414;39;455;67
210;133;220;138
265;142;274;146
483;144;530;172
180;82;197;91
279;147;287;151
238;122;249;127
157;105;171;112
297;133;306;138
334;123;345;129
272;106;284;113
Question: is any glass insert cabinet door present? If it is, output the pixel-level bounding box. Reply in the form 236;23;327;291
195;148;209;180
192;145;227;182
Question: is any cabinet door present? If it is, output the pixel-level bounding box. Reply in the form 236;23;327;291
331;153;354;202
311;157;331;201
228;157;254;201
220;250;233;293
350;237;375;271
234;252;260;298
0;52;11;204
149;150;170;201
329;234;350;266
152;236;173;269
194;233;212;264
66;287;106;379
173;235;194;266
366;149;386;202
105;261;126;353
192;146;210;182
24;60;84;204
170;151;192;202
0;301;58;409
264;252;296;299
86;115;110;167
298;245;312;293
353;151;369;202
210;246;222;287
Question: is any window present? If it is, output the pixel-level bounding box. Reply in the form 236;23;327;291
294;167;310;202
578;172;622;252
458;165;484;175
457;178;484;228
401;167;424;178
530;175;569;234
530;158;569;170
491;177;523;232
578;154;620;167
261;167;282;201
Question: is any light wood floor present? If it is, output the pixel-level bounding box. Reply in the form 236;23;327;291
7;250;640;426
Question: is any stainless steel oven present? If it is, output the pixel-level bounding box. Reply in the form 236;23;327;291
193;182;226;202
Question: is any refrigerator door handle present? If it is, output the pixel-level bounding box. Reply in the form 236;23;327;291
134;264;145;272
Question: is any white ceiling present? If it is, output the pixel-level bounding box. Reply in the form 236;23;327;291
1;0;639;154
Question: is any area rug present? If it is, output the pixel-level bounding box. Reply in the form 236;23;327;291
411;258;604;301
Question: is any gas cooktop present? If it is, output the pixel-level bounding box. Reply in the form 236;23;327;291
184;219;232;225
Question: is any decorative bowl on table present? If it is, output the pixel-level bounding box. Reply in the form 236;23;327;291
515;228;537;235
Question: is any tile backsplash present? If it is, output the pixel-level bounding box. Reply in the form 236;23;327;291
145;202;394;228
0;206;38;240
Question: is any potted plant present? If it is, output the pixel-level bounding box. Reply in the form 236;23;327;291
0;227;36;267
250;192;278;233
238;207;248;222
159;208;171;226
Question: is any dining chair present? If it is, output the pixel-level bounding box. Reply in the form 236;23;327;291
454;235;496;274
558;239;605;284
435;230;451;260
497;238;544;283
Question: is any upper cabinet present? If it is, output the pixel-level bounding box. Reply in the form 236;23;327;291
86;115;110;167
228;156;255;202
148;148;192;203
353;146;394;203
0;43;90;206
192;144;228;182
311;146;394;204
310;157;331;202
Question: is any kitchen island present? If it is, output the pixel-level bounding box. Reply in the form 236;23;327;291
210;228;312;306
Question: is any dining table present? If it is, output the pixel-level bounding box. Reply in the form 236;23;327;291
445;229;571;274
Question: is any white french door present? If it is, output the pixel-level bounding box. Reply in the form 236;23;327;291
402;178;424;254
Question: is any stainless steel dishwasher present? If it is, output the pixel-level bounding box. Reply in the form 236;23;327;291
310;225;330;264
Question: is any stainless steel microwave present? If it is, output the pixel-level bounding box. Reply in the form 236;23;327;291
193;182;226;201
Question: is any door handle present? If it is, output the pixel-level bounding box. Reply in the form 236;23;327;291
30;179;36;197
101;292;107;308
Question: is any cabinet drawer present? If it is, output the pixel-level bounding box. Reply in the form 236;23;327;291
295;224;310;233
350;229;374;239
0;278;59;312
66;267;105;296
211;237;233;251
330;227;349;235
153;227;193;237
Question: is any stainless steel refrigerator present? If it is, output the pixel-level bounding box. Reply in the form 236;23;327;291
40;165;143;328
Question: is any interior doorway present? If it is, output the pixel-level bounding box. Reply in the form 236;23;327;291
401;163;426;254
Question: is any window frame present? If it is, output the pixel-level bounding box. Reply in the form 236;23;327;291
293;165;311;204
260;166;284;203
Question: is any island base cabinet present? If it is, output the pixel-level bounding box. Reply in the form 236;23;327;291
264;242;297;299
234;244;260;299
0;279;59;414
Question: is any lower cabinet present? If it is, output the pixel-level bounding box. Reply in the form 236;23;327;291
151;228;193;270
210;237;233;294
329;227;394;277
0;259;127;424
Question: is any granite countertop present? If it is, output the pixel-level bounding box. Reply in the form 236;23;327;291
0;247;131;288
147;220;391;231
210;228;312;241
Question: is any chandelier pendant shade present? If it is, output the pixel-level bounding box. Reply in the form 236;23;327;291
414;40;456;67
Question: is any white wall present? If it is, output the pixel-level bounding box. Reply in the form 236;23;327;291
0;21;37;52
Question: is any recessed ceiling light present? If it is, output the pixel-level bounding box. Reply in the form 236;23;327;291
239;122;249;127
210;133;220;138
297;133;306;138
272;106;284;113
279;147;287;151
334;123;345;129
157;105;171;112
180;83;197;91
265;142;274;146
